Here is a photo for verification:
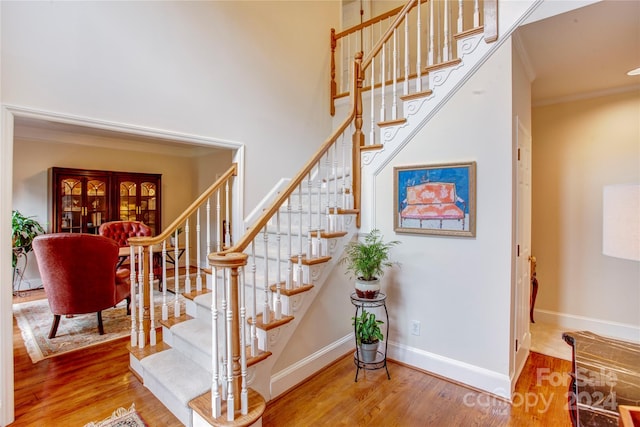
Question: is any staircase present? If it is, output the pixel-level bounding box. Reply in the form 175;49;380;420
123;0;512;425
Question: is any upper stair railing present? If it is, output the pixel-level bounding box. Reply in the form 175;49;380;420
127;0;497;424
331;0;497;150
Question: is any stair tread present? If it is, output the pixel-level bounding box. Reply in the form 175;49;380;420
377;118;407;128
250;311;294;330
141;348;211;405
425;58;462;72
159;313;192;329
289;254;332;265
269;282;314;296
189;388;265;427
183;289;211;301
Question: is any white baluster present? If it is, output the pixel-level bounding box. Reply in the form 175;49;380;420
297;184;303;287
286;198;293;291
428;0;434;66
129;245;137;347
307;174;313;258
161;240;168;321
211;266;221;418
137;246;145;348
196;208;203;292
392;28;398;120
317;162;323;256
458;0;463;33
380;41;386;122
185;218;191;294
149;246;156;346
404;14;409;96
370;56;376;145
262;228;270;324
416;0;422;93
443;0;450;62
206;198;211;257
225;269;234;422
173;228;180;317
225;180;231;246
239;267;248;415
274;212;282;320
474;0;480;27
220;268;228;401
250;242;258;357
216;188;222;252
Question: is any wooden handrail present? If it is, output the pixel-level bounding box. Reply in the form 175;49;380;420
128;163;237;247
220;58;362;256
333;0;428;40
361;0;417;71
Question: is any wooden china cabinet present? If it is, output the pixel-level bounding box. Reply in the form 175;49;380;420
50;167;161;235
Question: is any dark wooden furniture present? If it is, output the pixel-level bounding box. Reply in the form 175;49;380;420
50;167;161;236
563;331;640;427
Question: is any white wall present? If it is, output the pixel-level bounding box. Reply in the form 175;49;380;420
1;3;338;423
367;40;515;393
1;0;339;213
532;90;640;340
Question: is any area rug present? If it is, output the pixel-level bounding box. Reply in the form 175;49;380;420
14;292;185;363
84;404;147;427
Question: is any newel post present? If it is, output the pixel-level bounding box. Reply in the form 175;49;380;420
352;51;364;228
330;28;337;116
208;251;248;418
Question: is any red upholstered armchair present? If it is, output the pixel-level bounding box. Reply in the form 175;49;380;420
98;220;152;246
32;233;131;338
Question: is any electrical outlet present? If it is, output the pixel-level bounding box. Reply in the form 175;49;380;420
411;320;420;336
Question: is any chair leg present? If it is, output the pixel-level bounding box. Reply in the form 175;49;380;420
48;314;61;339
126;296;131;315
97;311;104;335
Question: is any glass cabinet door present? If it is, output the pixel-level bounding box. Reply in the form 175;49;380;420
140;181;157;232
86;179;108;233
60;178;83;232
119;181;138;222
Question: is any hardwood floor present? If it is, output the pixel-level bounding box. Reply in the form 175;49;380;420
12;290;572;426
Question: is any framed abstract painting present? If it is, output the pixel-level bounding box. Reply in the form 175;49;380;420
394;161;476;237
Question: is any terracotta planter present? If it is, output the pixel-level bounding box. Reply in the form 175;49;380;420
355;278;380;299
359;341;379;363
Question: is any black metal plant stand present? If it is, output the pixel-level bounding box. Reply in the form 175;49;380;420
351;292;390;382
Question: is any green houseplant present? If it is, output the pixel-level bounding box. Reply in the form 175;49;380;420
340;229;400;298
12;210;45;268
352;309;384;363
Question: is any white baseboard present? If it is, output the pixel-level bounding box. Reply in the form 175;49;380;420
533;308;640;342
387;341;512;400
270;335;512;401
270;334;353;399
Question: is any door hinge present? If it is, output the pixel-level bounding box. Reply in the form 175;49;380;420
518;148;521;161
515;339;519;352
517;244;520;257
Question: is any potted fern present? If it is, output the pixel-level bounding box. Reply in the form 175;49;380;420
12;210;45;268
340;229;400;298
352;309;384;363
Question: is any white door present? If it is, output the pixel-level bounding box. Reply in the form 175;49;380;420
513;116;532;386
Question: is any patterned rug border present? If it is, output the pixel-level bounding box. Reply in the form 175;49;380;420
84;404;147;427
14;292;184;363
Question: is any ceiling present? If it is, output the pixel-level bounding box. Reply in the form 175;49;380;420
13;116;224;158
516;0;640;105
